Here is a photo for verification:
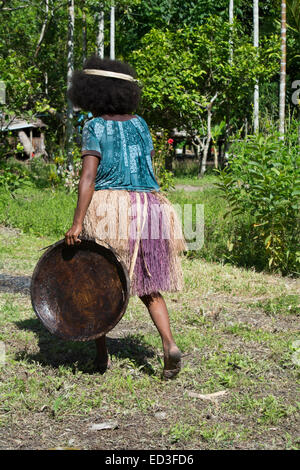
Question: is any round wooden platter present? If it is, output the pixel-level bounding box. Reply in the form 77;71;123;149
31;239;130;341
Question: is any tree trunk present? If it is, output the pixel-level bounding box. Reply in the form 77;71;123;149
226;1;234;169
279;0;287;140
253;0;259;133
96;9;105;58
199;93;218;177
229;0;234;64
44;72;48;95
39;132;48;160
213;145;219;169
110;4;115;60
292;79;300;144
200;137;210;177
66;0;75;169
18;130;33;157
34;0;49;58
298;109;300;146
82;8;87;64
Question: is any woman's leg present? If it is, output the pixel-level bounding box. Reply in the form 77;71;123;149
94;335;110;373
139;292;181;379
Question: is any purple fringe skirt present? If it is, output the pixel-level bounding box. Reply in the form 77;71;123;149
82;190;186;296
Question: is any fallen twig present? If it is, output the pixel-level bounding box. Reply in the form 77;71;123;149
187;390;227;401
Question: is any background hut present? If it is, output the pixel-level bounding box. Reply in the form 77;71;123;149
0;117;47;160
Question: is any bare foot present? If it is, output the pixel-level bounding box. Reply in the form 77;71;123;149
162;345;181;380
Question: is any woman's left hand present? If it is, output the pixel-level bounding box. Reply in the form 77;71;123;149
65;223;82;246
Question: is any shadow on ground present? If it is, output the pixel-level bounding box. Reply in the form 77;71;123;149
0;274;31;295
14;317;156;376
1;271;157;375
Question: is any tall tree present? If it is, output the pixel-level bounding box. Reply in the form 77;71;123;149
226;0;234;163
110;3;115;59
253;0;259;133
279;0;287;139
66;0;75;168
96;8;105;58
286;0;300;143
82;6;87;63
132;20;279;173
229;0;234;63
34;0;49;59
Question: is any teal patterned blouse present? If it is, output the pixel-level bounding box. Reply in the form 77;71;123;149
81;115;160;192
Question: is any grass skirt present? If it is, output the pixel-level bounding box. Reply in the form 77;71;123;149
82;190;186;296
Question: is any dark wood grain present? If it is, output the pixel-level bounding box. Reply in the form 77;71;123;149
31;239;130;341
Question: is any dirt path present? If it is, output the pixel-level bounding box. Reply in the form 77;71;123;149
174;184;204;192
174;184;215;192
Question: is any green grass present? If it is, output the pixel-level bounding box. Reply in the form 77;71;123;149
250;295;300;317
168;178;231;264
168;422;196;444
0;178;299;449
0;172;287;274
0;186;76;238
225;394;299;425
173;174;218;187
0;229;299;449
0;174;232;268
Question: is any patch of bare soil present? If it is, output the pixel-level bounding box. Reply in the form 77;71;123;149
174;184;205;192
189;292;300;333
1;381;299;450
0;225;21;236
0;273;31;295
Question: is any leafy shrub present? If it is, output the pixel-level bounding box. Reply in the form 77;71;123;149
27;147;82;192
216;132;300;275
0;186;76;238
172;160;199;178
167;180;230;263
0;159;33;194
28;156;61;189
151;130;175;191
51;146;82;192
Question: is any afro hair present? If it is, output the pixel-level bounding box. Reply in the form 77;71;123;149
67;56;142;116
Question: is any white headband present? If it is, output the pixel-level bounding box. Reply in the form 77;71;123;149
83;69;138;83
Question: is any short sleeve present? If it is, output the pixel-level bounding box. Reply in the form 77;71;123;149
146;126;154;152
133;115;154;152
81;120;104;158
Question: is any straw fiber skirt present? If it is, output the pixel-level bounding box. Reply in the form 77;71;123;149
82;190;186;296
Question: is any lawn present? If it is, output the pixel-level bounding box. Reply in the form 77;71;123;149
0;182;299;450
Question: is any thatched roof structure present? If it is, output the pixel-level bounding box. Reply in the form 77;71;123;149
1;117;46;132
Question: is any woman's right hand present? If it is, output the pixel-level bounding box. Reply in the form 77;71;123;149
65;223;82;246
64;155;98;246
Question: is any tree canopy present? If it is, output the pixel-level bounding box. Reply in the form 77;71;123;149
0;0;299;157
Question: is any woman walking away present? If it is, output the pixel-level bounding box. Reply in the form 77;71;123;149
65;56;186;379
